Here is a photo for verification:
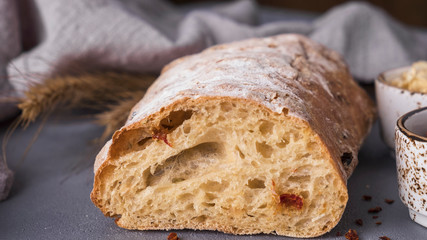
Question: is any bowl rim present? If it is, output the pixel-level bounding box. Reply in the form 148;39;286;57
397;106;427;142
376;66;426;96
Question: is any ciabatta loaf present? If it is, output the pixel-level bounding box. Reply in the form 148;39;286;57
91;34;375;238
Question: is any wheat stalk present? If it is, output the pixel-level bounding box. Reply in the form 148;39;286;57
17;72;155;128
95;90;146;141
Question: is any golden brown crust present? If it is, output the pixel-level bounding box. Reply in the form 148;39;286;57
91;34;375;237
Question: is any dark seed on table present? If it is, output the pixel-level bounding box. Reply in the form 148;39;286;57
362;195;372;201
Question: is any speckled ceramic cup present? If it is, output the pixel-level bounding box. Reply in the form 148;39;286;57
376;67;427;148
395;107;427;228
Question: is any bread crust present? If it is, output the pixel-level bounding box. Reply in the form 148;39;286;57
91;34;375;237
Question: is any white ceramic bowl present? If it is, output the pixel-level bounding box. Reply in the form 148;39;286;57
395;107;427;228
375;67;427;148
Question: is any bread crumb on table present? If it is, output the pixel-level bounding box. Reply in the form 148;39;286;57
345;229;359;240
167;232;179;240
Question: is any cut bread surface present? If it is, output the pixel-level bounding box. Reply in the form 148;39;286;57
93;98;347;237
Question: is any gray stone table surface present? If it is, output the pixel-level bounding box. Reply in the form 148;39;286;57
0;87;426;240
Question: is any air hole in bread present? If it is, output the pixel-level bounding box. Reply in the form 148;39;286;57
220;102;233;112
137;137;151;147
178;193;193;201
288;175;311;183
111;180;119;189
125;162;138;168
218;115;226;121
124;176;135;188
238;108;249;118
291;131;302;141
259;120;274;135
247;178;266;189
205;192;217;201
256;141;273;158
276;139;289;148
200;180;229;192
160;110;193;131
171;177;186;183
183;124;191;134
251;160;260;168
307;141;318;151
258;204;267;209
300;191;310;199
322;222;331;230
193;215;207;223
186;203;195;210
99;165;117;194
147;142;224;186
203;202;216;208
235;146;245;159
295;218;309;227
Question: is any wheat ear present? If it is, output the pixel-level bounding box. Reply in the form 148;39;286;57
95;90;146;140
17;72;155;128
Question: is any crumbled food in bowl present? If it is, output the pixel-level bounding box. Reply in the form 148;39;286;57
390;61;427;93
